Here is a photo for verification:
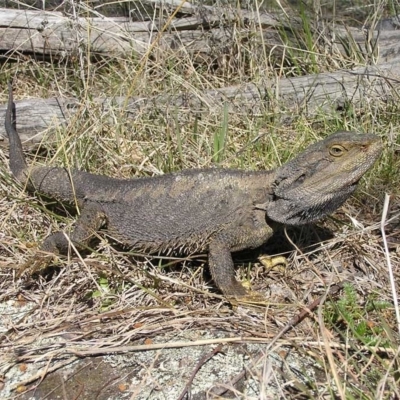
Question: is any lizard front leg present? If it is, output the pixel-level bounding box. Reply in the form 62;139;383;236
19;201;107;276
208;241;249;300
208;209;274;304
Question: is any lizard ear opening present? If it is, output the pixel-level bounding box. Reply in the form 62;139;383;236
296;173;306;184
329;144;345;157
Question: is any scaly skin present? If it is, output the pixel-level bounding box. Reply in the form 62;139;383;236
3;83;383;303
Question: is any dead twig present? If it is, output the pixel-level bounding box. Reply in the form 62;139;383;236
210;281;346;396
177;344;224;400
381;193;400;335
11;357;78;392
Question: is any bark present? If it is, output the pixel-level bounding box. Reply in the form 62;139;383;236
1;58;399;146
1;7;400;63
1;4;399;146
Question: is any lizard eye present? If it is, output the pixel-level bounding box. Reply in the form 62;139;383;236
329;144;345;157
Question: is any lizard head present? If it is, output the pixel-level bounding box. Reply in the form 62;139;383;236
266;131;383;225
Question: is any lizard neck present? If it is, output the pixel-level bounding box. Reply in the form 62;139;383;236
241;169;277;205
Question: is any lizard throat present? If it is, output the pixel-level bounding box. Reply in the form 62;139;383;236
266;184;357;225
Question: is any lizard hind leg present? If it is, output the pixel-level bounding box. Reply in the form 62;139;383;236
18;202;107;277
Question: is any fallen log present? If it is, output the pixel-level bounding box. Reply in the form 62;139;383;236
1;7;400;64
1;57;399;145
0;7;289;59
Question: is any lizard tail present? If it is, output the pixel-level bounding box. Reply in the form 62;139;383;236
5;81;28;183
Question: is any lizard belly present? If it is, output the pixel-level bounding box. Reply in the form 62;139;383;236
103;199;249;254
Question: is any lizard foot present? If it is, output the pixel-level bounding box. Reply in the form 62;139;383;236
17;252;58;278
258;255;288;273
218;279;267;306
228;289;268;306
225;281;268;306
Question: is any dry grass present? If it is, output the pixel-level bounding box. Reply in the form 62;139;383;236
0;0;400;398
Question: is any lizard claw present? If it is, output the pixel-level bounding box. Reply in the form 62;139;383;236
17;252;57;278
226;256;288;306
228;288;268;306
